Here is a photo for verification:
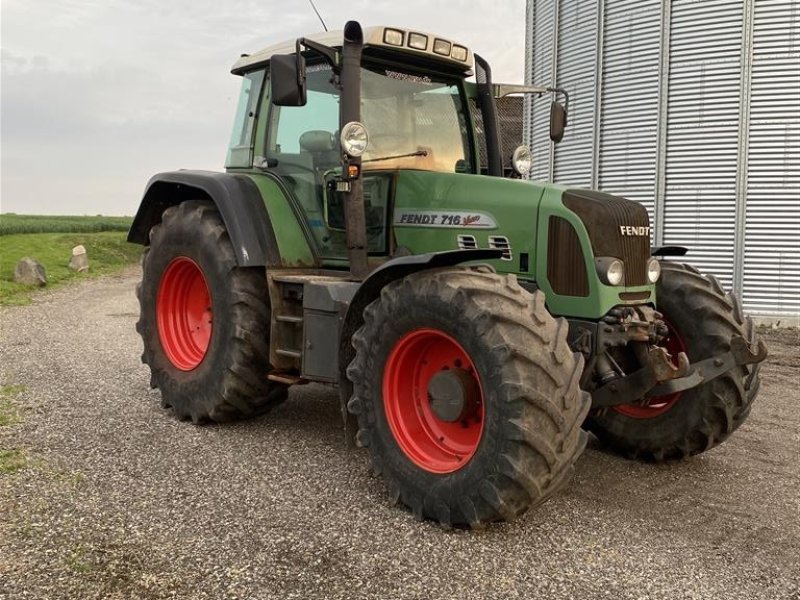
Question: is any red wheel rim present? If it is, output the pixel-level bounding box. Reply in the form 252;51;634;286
156;257;212;371
382;328;485;474
614;319;688;419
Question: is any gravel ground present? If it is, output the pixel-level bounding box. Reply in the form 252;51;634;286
1;267;798;600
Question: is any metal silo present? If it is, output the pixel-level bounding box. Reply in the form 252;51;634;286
525;0;799;318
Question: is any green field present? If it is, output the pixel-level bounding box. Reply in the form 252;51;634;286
0;214;133;236
0;215;141;305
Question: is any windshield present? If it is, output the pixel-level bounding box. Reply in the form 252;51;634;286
360;65;473;172
267;62;473;174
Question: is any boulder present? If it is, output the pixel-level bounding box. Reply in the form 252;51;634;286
68;245;89;272
13;257;47;286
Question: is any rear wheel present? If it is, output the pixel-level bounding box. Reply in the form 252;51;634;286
347;267;591;527
586;262;762;460
136;200;287;422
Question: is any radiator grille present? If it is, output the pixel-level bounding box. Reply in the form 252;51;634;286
562;189;650;286
547;216;589;296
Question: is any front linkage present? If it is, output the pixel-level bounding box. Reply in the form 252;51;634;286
570;306;768;410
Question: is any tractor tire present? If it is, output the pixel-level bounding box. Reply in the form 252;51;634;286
136;200;287;423
586;261;762;461
346;267;591;527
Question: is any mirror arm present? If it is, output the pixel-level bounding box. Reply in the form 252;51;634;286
546;86;570;114
297;38;340;73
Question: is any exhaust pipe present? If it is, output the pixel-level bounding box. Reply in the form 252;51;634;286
340;21;369;279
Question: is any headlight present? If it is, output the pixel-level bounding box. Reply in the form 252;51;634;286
511;145;532;176
647;257;661;283
340;121;369;157
596;257;624;286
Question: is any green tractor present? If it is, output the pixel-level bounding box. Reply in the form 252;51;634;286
129;22;767;527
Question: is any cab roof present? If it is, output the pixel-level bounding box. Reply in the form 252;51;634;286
231;25;474;75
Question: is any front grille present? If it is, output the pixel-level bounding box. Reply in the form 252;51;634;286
562;189;650;286
547;216;589;297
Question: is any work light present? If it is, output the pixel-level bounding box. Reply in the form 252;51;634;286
340;121;369;157
433;39;451;56
408;32;428;50
511;145;532;176
383;28;404;46
452;45;468;61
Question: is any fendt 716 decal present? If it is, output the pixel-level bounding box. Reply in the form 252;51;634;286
393;209;497;229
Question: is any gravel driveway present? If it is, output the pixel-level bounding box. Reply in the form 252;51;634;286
1;267;798;600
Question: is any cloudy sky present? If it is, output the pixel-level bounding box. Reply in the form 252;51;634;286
1;0;525;216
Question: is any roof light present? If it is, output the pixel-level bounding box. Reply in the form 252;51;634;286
383;28;404;46
433;38;452;56
408;32;428;50
452;45;468;61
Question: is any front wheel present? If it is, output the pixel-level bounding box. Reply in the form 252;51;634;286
346;267;591;527
586;262;762;460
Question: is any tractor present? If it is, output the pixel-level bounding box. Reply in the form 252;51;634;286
128;21;767;527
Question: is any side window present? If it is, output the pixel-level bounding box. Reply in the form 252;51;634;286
272;91;339;153
268;65;340;156
225;70;265;168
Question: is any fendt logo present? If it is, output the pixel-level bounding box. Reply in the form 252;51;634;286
619;225;650;236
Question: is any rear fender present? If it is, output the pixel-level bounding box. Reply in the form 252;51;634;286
127;170;280;267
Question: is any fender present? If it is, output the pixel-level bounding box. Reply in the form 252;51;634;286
127;170;280;267
337;249;503;445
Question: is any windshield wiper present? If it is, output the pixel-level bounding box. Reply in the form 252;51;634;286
362;150;428;164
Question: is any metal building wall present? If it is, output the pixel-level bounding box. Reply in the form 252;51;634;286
525;0;800;316
744;0;800;314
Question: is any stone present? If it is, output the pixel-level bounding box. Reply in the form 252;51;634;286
13;257;47;286
69;245;89;272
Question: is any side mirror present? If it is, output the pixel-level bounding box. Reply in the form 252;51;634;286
270;53;306;106
549;101;567;143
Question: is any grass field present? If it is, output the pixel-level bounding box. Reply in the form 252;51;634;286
0;214;133;236
0;215;141;305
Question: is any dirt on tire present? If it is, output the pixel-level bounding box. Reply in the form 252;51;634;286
347;267;591;526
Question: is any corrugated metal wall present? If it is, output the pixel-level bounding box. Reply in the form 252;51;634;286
598;0;661;221
743;0;800;315
525;0;800;316
662;0;743;290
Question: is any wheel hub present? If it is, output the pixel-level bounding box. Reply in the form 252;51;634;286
427;369;479;422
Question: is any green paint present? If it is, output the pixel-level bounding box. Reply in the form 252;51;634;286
393;170;546;276
393;170;655;320
535;186;655;319
245;174;316;267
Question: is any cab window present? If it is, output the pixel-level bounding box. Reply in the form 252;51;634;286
226;70;265;168
267;64;389;259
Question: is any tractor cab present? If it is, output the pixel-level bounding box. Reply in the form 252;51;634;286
226;26;480;267
224;23;565;274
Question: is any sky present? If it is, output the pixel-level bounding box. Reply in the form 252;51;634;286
1;0;526;216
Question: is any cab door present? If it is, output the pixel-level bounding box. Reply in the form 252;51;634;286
264;64;391;265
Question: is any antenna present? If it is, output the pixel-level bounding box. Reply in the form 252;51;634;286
307;0;328;32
